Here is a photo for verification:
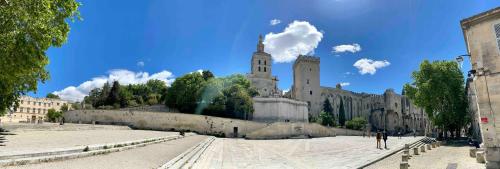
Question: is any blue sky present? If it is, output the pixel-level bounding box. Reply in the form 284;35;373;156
34;0;500;102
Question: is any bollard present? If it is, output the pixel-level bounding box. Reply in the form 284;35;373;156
92;121;96;125
432;143;436;148
400;162;409;169
404;144;410;150
403;149;410;155
427;144;432;150
421;145;426;152
413;147;420;155
470;148;478;157
402;154;409;162
476;151;486;163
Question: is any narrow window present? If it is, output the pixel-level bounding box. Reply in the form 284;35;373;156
495;23;500;52
258;66;261;72
264;67;267;72
307;79;310;84
264;60;267;65
310;90;313;95
258;60;261;65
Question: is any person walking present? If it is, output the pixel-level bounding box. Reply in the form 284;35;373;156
376;131;382;149
383;130;388;149
398;131;401;139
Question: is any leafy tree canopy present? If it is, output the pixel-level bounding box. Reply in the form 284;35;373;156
46;93;60;99
0;0;80;115
403;60;469;135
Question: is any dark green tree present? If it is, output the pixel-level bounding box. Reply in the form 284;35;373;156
202;70;214;80
165;72;206;113
323;98;333;113
0;0;80;115
60;104;69;112
107;81;121;107
46;93;60;99
338;99;346;126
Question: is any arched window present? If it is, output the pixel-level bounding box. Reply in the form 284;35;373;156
264;67;267;72
258;66;261;72
258;60;261;64
264;60;267;65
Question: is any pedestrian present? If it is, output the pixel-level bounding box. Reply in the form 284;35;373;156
398;131;401;139
413;129;416;138
376;131;382;149
383;130;388;149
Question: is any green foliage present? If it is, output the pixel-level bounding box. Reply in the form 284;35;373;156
46;93;60;99
403;60;469;134
46;108;62;122
165;72;206;113
0;0;80;115
60;104;69;112
83;80;167;109
165;72;256;120
338;99;346;126
318;111;336;127
346;117;367;130
323;98;333;113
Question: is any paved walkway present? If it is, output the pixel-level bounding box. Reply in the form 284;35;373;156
1;128;178;156
366;142;486;169
194;136;422;169
5;135;209;169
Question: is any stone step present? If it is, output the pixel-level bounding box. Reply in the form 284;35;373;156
158;136;215;169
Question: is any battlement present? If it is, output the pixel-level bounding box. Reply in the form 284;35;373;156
295;55;320;63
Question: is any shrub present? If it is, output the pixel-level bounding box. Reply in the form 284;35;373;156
346;117;367;130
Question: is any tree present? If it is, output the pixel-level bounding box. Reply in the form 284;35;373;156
404;60;469;138
60;104;69;112
323;98;333;114
46;108;62;122
106;81;121;107
165;72;206;113
46;93;60;99
0;1;80;115
202;70;214;80
346;117;367;130
338;99;346;126
98;82;111;108
318;111;336;127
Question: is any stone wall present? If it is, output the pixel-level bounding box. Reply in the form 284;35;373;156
252;97;308;123
64;110;342;139
64;110;266;138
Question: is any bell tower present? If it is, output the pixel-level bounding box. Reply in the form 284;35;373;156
250;35;272;78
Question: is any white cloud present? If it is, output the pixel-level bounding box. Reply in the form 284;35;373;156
53;69;175;102
333;43;361;53
137;61;145;67
340;82;350;86
270;19;281;26
263;21;323;63
353;58;390;75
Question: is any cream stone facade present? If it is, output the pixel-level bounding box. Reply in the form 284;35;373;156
1;95;69;123
461;7;500;169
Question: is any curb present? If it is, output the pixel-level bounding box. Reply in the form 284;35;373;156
0;133;195;167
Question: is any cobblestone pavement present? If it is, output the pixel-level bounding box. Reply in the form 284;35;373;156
5;135;209;169
1;128;178;156
194;136;422;169
365;142;486;169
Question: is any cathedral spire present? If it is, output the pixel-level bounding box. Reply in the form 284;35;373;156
257;34;264;52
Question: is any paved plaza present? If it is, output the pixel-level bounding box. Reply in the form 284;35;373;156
0;124;177;156
194;136;423;169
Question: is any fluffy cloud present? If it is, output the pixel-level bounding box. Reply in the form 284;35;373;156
137;61;145;67
332;43;361;53
53;69;175;102
340;82;350;86
270;19;281;26
353;58;390;75
263;21;323;63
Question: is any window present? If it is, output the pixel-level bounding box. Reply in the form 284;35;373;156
20;108;24;113
395;103;398;108
27;101;30;105
495;23;500;52
57;103;60;106
264;67;267;72
258;66;261;72
21;100;23;104
258;60;261;65
264;60;267;65
310;90;313;95
307;79;309;84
